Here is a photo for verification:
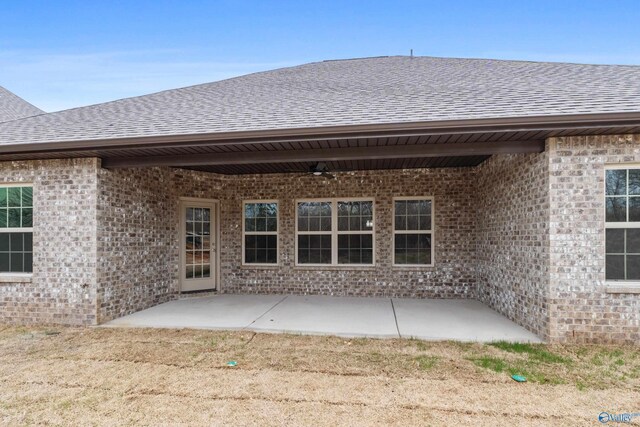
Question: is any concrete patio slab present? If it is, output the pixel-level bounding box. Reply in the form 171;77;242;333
103;294;542;343
249;295;398;338
393;298;542;342
104;294;285;330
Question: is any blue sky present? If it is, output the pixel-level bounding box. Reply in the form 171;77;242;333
1;0;639;112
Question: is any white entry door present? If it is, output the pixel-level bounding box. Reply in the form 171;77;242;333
180;199;218;292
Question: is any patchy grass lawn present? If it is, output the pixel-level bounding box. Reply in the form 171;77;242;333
0;326;638;426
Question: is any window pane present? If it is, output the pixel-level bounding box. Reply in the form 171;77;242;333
627;229;640;253
419;215;432;231
394;233;432;265
606;170;627;195
395;200;406;215
630;197;640;222
266;217;277;232
298;234;331;264
255;218;267;232
627;255;640;280
629;170;640;196
186;208;194;221
10;253;23;272
245;218;255;232
0;234;8;251
21;187;32;207
606;197;627;222
606;228;625;253
298;202;331;232
8;209;20;227
407;215;419;230
606;255;625;280
297;248;309;264
245;235;256;250
22;208;32;227
0;209;6;228
0;188;6;208
395;215;406;231
266;235;277;249
23;252;32;273
8;188;21;207
320;217;331;231
24;233;32;251
266;249;277;264
10;233;22;251
407;201;420;215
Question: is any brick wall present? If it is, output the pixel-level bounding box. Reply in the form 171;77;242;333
175;167;478;298
476;151;551;339
548;135;640;344
96;166;178;322
0;158;98;325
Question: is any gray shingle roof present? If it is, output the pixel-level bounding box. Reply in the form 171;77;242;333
1;55;640;146
0;86;43;124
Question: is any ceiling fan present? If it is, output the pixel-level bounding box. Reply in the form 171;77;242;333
308;162;335;179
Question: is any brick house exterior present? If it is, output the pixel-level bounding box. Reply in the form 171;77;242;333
0;57;639;343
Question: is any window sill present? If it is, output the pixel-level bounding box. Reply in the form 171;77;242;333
293;265;377;271
241;264;280;270
0;273;32;283
604;282;640;294
392;264;435;269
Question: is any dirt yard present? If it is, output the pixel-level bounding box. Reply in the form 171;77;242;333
0;326;638;426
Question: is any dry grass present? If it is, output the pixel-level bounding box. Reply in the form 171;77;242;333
0;325;639;426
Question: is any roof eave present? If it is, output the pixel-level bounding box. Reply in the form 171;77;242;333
2;111;640;154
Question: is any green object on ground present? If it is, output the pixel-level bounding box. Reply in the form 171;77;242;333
511;374;527;382
226;361;237;367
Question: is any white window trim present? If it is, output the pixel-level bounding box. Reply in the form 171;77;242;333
604;164;640;284
242;200;279;266
0;183;34;275
295;197;376;267
392;196;435;268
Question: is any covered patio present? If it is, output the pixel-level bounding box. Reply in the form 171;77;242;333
103;294;541;342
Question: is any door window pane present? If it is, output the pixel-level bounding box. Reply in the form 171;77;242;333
185;206;212;278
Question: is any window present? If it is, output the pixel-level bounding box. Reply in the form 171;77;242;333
0;185;33;273
393;198;433;266
296;199;374;266
243;201;278;265
605;168;640;281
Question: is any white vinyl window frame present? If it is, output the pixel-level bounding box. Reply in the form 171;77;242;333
242;200;279;266
392;196;435;267
294;197;376;267
604;164;640;285
0;183;34;276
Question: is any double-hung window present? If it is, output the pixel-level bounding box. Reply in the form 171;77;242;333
393;197;434;266
0;185;33;273
296;199;374;266
605;167;640;281
243;201;278;265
